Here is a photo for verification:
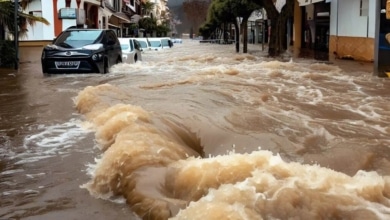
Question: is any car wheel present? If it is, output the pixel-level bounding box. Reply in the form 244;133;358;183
103;58;109;74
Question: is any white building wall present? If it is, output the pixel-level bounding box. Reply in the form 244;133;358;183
329;0;337;35
25;1;44;41
367;0;376;38
41;1;55;40
329;0;377;38
23;0;81;41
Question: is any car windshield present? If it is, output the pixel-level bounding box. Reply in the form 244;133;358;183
55;30;103;48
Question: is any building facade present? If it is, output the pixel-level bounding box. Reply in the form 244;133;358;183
294;0;376;62
19;0;143;46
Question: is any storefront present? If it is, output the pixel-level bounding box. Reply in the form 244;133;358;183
297;0;330;60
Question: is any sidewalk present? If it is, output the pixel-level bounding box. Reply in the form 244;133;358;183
248;44;376;76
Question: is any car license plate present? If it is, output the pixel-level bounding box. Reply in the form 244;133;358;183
55;61;80;69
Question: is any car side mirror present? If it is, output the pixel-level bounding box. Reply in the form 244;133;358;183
387;0;390;19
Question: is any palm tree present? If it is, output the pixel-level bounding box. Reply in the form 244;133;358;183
138;17;157;36
141;0;155;18
0;0;49;68
0;0;50;40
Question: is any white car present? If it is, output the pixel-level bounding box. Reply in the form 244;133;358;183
147;37;174;50
148;38;163;51
135;38;151;51
160;37;174;49
118;38;142;63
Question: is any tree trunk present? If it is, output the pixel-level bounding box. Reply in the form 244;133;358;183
234;20;240;53
280;0;295;51
267;16;279;56
242;17;249;53
262;0;280;56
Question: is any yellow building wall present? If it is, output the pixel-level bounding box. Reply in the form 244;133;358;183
329;35;374;62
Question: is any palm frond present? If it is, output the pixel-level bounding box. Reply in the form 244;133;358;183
19;12;50;25
0;0;50;39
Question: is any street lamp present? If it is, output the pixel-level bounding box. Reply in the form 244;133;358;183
14;0;19;70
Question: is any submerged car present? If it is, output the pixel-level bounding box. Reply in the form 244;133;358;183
148;38;163;51
118;38;142;63
135;38;151;51
41;29;122;74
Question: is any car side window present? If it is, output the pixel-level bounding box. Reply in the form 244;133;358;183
106;31;119;46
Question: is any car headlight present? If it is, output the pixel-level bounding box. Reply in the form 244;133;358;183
92;53;103;61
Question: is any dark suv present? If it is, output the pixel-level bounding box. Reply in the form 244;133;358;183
41;29;122;74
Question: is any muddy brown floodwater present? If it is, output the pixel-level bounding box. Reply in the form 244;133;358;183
1;41;390;220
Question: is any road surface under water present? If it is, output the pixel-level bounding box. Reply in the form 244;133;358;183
1;40;390;220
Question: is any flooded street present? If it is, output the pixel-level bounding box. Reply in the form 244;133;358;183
1;40;390;219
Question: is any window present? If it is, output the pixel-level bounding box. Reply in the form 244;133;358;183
360;0;369;16
113;0;119;11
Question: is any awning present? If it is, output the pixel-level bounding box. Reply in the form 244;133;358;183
110;12;131;24
108;23;120;28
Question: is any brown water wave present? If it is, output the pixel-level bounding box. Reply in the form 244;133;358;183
75;82;390;220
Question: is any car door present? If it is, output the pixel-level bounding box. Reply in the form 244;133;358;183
106;30;121;65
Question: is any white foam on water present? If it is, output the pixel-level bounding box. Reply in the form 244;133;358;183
10;118;91;165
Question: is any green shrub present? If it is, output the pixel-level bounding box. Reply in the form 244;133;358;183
0;40;16;68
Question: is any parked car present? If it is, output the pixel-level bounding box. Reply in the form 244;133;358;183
41;28;122;74
160;37;173;48
148;38;163;51
135;38;151;51
118;38;142;63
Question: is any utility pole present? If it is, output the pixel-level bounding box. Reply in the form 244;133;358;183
14;0;19;70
